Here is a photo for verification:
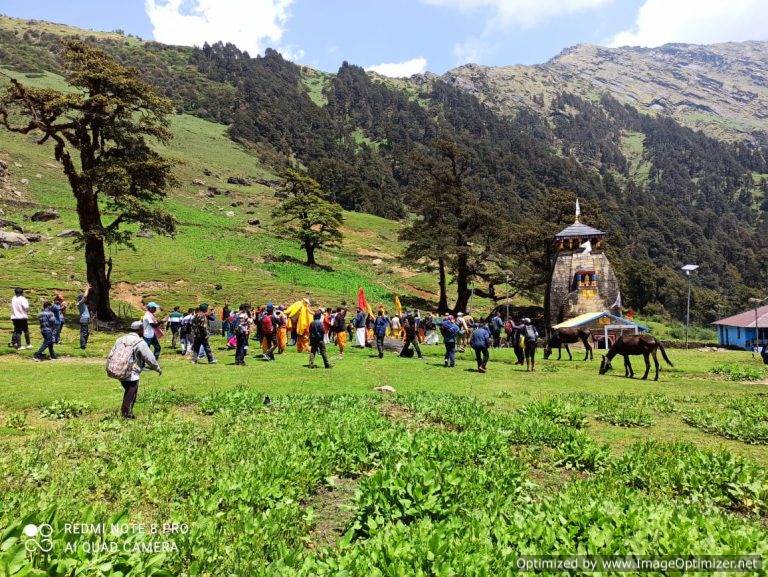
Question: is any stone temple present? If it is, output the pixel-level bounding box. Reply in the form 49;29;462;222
548;205;620;326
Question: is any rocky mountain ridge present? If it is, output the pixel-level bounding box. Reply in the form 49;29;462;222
433;41;768;142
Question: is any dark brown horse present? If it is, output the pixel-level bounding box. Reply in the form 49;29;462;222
598;334;673;381
544;328;593;361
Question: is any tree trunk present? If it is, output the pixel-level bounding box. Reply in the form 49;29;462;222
85;234;114;321
76;189;115;321
453;254;472;314
437;257;449;313
305;241;317;266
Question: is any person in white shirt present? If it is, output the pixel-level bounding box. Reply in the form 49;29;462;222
142;302;162;358
10;288;31;349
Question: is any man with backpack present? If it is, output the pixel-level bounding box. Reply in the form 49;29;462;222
33;301;58;361
308;310;331;369
107;320;161;419
470;321;492;373
260;303;278;361
179;308;195;355
399;311;423;359
191;304;216;364
440;314;460;368
522;317;539;372
489;312;503;348
373;310;390;358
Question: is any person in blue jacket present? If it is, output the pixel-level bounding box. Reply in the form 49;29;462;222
34;301;58;361
470;322;492;373
489;312;503;348
373;310;390;358
440;314;460;368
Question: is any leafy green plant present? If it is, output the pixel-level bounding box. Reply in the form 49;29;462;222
517;398;587;428
39;399;89;420
611;441;768;514
711;362;767;381
4;412;29;431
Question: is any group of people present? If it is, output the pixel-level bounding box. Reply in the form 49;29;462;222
8;288;542;418
8;286;92;361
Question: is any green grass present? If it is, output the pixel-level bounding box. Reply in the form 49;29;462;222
1;342;767;575
619;130;652;185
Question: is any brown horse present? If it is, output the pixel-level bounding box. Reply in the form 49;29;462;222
598;334;673;381
544;328;593;361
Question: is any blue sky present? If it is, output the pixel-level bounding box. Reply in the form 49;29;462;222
2;0;767;76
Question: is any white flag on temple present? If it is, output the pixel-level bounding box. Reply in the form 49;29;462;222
575;198;581;218
612;291;622;310
579;239;592;254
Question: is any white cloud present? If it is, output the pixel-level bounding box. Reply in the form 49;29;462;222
422;0;611;28
609;0;768;47
453;37;486;65
366;57;428;78
145;0;295;57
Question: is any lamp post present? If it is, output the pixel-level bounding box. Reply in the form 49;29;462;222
748;296;768;350
681;264;699;349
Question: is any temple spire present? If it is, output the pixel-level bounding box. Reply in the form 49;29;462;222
575;198;581;223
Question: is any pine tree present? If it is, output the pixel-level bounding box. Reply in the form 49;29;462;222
272;169;344;266
0;40;176;321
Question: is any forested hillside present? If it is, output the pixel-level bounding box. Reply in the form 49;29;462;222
1;16;766;322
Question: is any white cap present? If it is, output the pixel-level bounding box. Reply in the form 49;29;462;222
130;321;142;330
523;317;531;323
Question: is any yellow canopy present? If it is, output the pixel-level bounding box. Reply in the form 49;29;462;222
284;299;313;335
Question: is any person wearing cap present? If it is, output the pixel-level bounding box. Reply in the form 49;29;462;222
522;317;539;372
456;312;470;352
116;321;162;419
440;314;460;368
190;304;216;364
142;302;162;358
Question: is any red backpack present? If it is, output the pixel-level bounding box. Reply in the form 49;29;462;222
261;313;274;335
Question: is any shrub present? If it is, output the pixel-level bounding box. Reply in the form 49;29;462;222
39;399;89;419
711;362;766;381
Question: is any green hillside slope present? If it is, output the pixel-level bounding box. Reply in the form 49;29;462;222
0;68;434;316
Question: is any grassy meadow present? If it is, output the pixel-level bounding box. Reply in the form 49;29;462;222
1;333;767;575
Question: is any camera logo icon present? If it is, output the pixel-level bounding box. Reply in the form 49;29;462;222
23;524;53;553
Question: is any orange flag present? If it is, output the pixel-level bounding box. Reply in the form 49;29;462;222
357;287;373;316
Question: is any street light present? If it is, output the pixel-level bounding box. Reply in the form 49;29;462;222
748;296;768;351
681;264;699;349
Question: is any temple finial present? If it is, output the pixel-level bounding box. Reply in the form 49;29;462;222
575;198;581;222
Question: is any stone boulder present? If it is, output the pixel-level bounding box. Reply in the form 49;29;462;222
30;209;60;222
192;178;206;186
227;176;251;186
137;229;154;238
24;233;42;242
374;385;397;394
57;229;79;238
248;219;260;226
0;160;7;177
0;231;30;247
0;219;23;232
